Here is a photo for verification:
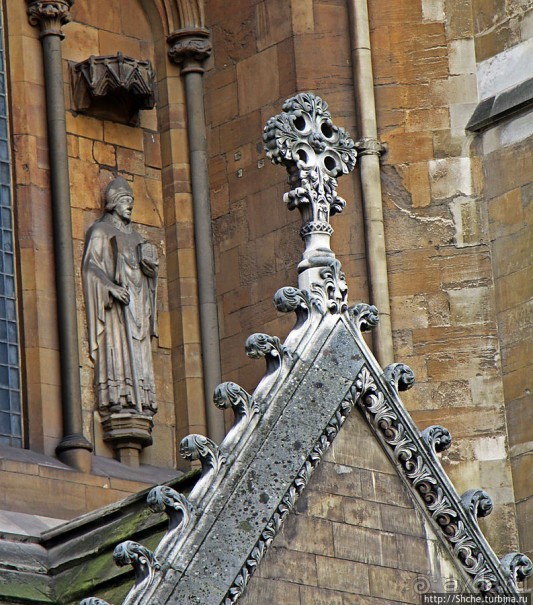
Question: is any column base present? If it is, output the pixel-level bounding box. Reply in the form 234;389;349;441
56;434;93;473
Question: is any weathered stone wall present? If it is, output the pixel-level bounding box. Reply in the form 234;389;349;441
1;0;529;577
204;0;521;560
472;0;531;62
471;0;533;574
367;0;519;557
484;132;532;575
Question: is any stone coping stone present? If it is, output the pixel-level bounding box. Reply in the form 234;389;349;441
466;77;533;132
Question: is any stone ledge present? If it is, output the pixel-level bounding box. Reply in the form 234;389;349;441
466;77;533;132
0;469;199;604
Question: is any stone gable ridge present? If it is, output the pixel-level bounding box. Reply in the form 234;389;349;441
81;93;532;605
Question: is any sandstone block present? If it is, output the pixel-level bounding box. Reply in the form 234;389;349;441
93;141;116;167
342;497;382;530
332;522;398;568
62;22;99;63
66;113;103;140
300;586;344;605
448;286;493;325
237;49;280;117
255;0;292;51
239;577;301;605
98;30;141;59
380;502;426;537
275;514;334;557
368;566;419;604
69;158;101;209
104;121;143;151
296;490;344;523
259;546;318;586
316;555;369;595
117;147;145;175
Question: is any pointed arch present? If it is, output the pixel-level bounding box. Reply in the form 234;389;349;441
139;0;206;38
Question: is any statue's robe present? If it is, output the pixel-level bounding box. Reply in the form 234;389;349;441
82;213;158;414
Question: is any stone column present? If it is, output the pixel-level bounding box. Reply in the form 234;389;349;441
26;0;92;471
167;27;225;445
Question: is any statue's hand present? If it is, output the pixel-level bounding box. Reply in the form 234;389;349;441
110;284;130;305
140;258;158;278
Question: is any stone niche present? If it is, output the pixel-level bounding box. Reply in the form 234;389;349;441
70;53;157;125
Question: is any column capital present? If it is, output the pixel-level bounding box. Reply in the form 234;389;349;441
167;27;212;74
26;0;74;39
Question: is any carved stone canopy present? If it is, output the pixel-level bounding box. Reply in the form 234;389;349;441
70;53;157;125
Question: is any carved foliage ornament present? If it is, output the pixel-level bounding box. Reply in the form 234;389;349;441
263;93;356;236
214;382;258;452
147;485;193;533
179;434;226;477
113;541;160;586
167;28;212;68
27;0;74;36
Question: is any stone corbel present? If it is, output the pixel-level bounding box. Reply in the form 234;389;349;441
167;27;212;73
101;413;154;468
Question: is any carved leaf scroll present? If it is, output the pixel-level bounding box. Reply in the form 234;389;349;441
147;485;193;533
214;382;258;452
113;541;160;586
245;333;291;375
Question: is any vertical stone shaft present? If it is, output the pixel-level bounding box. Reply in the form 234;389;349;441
183;70;225;444
168;26;225;444
27;1;92;471
349;0;394;366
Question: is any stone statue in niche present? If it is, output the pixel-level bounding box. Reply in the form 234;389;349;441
82;176;158;465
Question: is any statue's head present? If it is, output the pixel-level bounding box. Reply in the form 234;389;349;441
105;176;134;222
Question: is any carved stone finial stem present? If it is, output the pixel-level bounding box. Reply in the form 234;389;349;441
264;93;356;293
27;0;74;38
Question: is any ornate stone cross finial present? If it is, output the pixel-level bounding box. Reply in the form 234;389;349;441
264;93;356;291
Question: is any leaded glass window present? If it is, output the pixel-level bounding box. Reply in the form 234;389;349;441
0;4;22;447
